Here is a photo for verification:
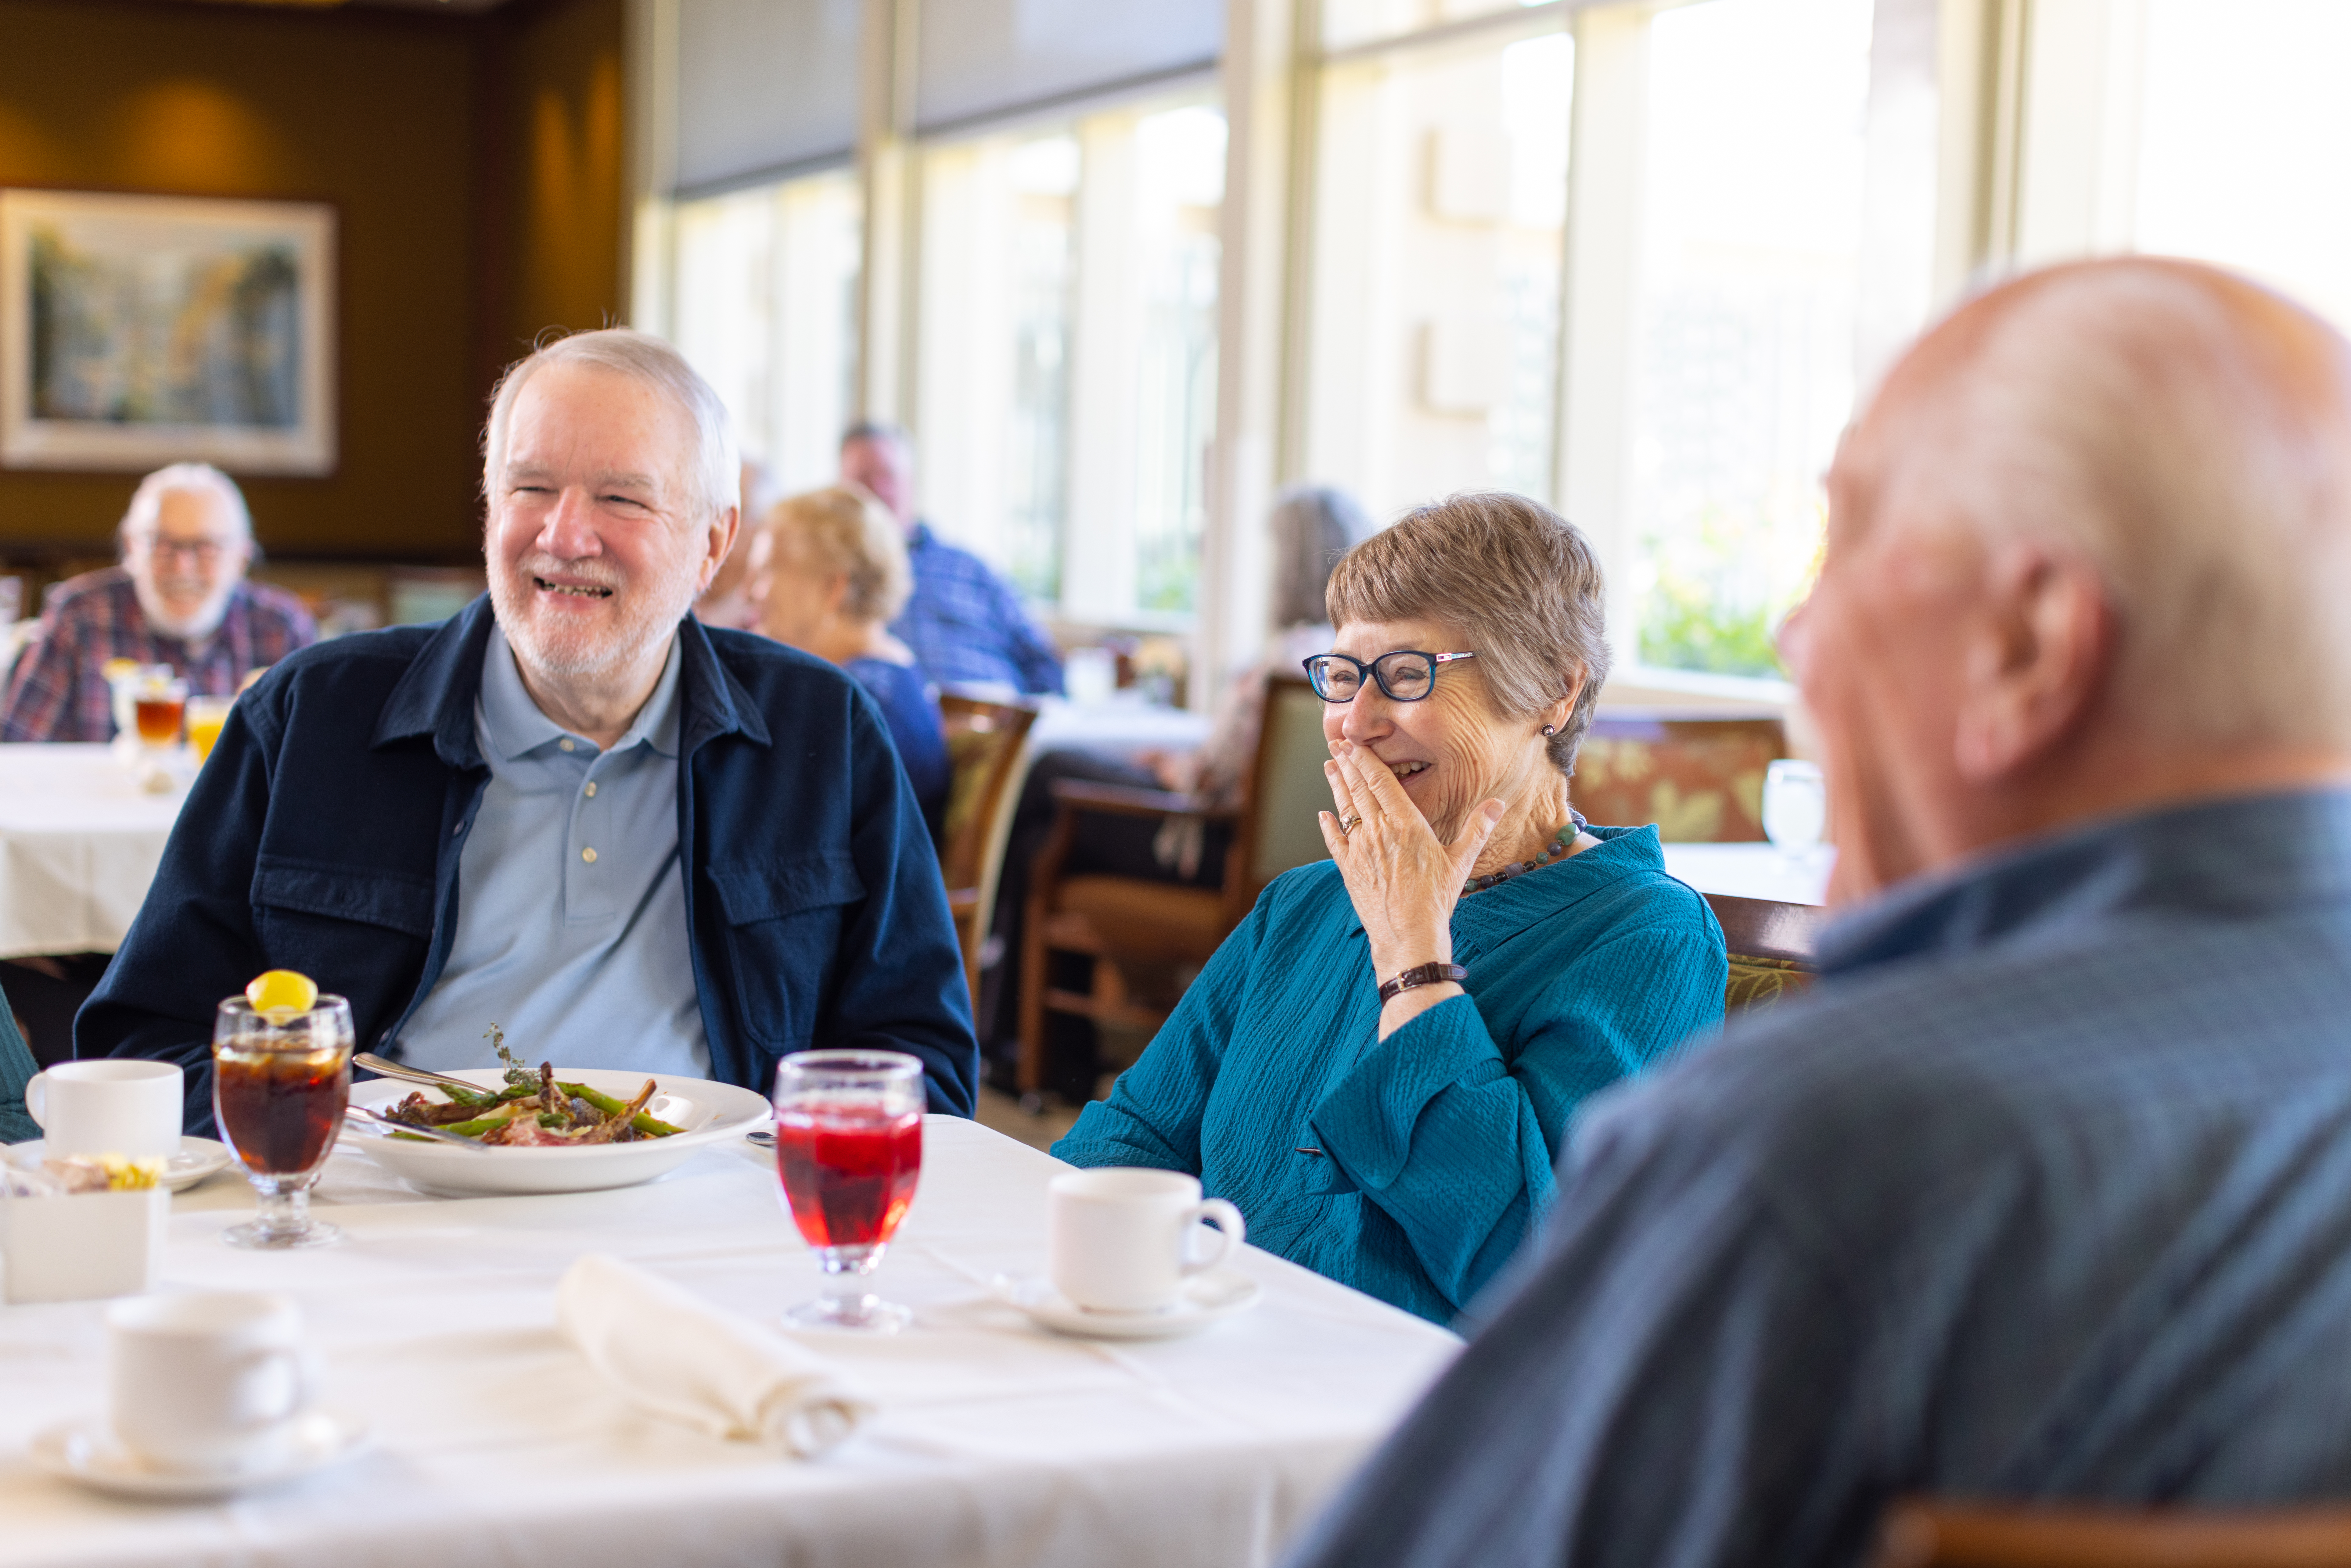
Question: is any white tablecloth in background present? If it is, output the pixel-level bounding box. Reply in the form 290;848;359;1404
1661;841;1833;905
0;1116;1460;1568
1025;695;1211;758
0;745;185;959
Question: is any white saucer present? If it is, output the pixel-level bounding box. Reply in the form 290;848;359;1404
991;1270;1263;1340
7;1136;234;1193
31;1412;369;1501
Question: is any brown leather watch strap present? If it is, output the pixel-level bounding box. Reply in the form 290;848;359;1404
1377;961;1468;1005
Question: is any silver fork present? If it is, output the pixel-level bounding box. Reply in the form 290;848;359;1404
341;1105;491;1150
353;1053;489;1093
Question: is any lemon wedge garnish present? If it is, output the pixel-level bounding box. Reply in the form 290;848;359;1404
245;969;318;1022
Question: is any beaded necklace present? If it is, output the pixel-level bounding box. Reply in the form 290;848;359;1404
1462;810;1589;896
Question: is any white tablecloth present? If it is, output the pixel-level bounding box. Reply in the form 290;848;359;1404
1660;841;1833;905
0;745;186;959
1026;696;1211;758
0;1117;1459;1568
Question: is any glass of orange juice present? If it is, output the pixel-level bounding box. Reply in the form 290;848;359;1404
186;695;234;763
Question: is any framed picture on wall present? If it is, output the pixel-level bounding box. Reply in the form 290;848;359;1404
0;189;336;475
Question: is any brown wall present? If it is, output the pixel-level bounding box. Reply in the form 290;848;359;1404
0;0;627;569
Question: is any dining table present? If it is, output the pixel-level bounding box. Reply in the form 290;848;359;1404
0;744;186;960
0;1114;1463;1568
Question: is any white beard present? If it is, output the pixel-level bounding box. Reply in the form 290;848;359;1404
134;577;235;643
488;550;703;685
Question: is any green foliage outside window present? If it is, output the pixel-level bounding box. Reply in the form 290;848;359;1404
1638;573;1790;679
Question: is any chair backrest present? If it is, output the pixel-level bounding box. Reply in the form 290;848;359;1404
1237;676;1334;894
937;695;1039;982
1578;710;1789;841
1705;891;1821;1014
1874;1501;2351;1568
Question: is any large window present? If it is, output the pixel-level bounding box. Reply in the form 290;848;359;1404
1627;0;1874;680
917;100;1225;623
670;168;862;498
2133;0;2351;330
1302;17;1573;523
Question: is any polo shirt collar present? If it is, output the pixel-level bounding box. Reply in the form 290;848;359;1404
1817;786;2351;977
375;596;762;767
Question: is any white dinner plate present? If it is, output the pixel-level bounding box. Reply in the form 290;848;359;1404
344;1068;771;1197
991;1270;1263;1340
5;1136;234;1193
31;1412;370;1501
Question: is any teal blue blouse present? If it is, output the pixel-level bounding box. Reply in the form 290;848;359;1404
1052;826;1726;1323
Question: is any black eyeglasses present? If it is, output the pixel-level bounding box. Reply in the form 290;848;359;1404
1302;650;1477;703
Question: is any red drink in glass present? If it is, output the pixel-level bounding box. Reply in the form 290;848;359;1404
775;1104;922;1248
772;1050;926;1331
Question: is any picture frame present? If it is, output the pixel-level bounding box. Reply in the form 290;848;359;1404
0;188;336;475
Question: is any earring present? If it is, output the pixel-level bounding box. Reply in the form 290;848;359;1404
1541;724;1557;737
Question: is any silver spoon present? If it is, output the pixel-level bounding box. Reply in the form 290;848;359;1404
341;1105;492;1150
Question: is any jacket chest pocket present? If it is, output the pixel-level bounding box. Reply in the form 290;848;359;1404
251;857;436;994
708;856;866;1054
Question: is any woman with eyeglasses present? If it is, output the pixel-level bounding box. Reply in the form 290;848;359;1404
1053;492;1726;1325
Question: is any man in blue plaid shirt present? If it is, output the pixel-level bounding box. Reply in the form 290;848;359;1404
1288;261;2351;1567
841;422;1064;695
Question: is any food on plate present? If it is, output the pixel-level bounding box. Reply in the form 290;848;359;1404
377;1024;686;1147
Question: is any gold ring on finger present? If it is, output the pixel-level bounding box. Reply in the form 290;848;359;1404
1339;814;1363;836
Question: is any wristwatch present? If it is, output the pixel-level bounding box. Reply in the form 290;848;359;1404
1378;961;1468;1005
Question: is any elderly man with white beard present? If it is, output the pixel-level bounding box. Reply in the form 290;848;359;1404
81;330;978;1132
0;463;316;743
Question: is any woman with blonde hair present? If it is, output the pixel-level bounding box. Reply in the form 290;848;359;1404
746;485;950;838
1055;492;1726;1323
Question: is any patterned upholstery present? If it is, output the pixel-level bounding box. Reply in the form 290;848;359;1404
1726;953;1811;1014
1576;713;1788;841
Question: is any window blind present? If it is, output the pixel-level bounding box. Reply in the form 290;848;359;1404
914;0;1223;135
676;0;861;195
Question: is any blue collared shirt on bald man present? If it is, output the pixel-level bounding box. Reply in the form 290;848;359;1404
77;594;978;1131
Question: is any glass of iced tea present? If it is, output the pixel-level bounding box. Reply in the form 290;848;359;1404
131;671;187;749
185;694;234;764
212;995;354;1250
773;1050;925;1331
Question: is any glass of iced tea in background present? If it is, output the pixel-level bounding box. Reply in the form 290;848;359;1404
773;1050;925;1331
185;694;234;764
131;671;187;750
212;995;354;1250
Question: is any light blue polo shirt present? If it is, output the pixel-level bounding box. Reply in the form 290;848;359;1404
392;625;710;1078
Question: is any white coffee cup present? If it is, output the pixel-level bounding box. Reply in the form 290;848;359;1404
1048;1168;1246;1314
25;1060;183;1161
107;1293;313;1474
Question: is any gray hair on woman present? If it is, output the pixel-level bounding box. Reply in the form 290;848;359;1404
1269;486;1372;629
481;328;740;524
1326;491;1610;776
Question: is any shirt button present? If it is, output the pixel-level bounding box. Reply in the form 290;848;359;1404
584;782;597;798
581;846;598;864
559;739;576;753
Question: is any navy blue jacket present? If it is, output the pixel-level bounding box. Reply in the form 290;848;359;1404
78;597;978;1132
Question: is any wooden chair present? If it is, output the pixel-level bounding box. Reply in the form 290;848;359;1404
1577;710;1789;840
1874;1501;2351;1567
1016;676;1331;1098
1705;891;1821;1013
936;694;1040;1005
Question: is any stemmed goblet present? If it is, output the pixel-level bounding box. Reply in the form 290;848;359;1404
772;1050;925;1331
211;992;353;1250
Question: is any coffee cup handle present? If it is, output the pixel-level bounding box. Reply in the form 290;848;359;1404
232;1346;316;1430
23;1071;45;1129
1182;1199;1246;1276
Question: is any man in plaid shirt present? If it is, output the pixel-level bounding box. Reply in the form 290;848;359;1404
1;464;316;743
841;422;1064;695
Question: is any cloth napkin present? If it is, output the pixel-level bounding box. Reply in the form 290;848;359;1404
555;1252;875;1457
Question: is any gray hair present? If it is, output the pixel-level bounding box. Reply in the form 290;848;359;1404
483;329;739;522
1268;486;1371;629
1862;258;2351;750
117;463;253;552
840;419;910;452
1327;492;1611;778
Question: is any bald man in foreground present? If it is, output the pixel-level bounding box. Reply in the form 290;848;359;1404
1286;259;2351;1567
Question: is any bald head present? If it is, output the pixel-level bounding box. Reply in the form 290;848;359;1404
1785;259;2351;904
